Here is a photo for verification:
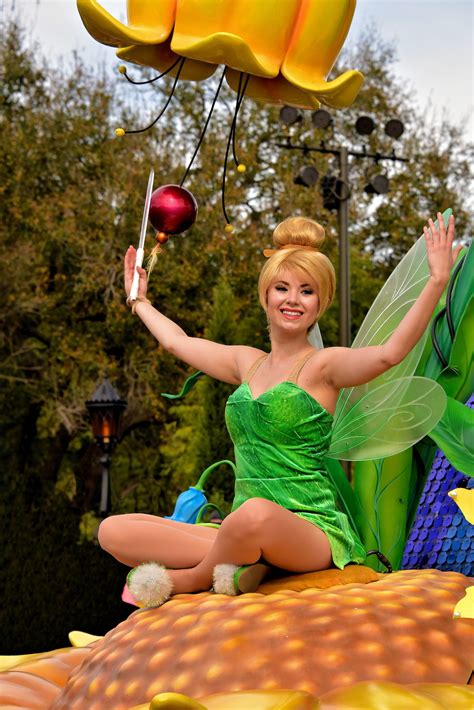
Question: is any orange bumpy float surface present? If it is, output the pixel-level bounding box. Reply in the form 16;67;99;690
2;568;470;709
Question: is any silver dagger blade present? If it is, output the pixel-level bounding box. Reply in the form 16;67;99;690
138;168;154;250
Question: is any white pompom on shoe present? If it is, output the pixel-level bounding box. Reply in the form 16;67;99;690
213;562;270;596
127;563;173;608
213;563;239;596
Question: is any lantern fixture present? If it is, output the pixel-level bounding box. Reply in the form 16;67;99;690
86;378;127;516
86;378;127;450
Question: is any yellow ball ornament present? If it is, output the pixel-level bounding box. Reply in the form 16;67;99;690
118;65;127;74
224;224;234;233
115;128;125;137
237;163;247;173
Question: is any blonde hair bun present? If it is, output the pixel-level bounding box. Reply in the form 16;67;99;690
272;216;325;251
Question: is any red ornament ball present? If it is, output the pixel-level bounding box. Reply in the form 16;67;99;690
149;185;198;235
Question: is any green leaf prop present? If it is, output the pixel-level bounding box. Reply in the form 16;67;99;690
161;370;205;399
355;449;413;570
423;241;474;383
430;396;474;477
436;296;474;403
354;449;413;571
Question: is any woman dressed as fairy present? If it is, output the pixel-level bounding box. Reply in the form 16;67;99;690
99;213;460;607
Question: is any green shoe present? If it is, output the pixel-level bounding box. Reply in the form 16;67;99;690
213;562;270;595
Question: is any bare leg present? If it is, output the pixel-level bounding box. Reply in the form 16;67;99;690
98;514;218;569
168;498;333;594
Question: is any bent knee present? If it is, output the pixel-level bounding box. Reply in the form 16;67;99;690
222;498;276;539
97;515;127;554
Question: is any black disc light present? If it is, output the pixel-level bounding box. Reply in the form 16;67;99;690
364;174;390;195
355;116;376;136
311;109;332;129
385;118;404;140
279;105;303;126
293;165;319;187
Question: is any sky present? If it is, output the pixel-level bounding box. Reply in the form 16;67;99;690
3;0;473;138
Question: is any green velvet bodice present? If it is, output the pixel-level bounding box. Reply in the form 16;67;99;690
225;380;366;569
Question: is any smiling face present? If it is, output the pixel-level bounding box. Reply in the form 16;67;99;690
266;268;320;334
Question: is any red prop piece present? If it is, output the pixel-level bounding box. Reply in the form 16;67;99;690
149;184;198;236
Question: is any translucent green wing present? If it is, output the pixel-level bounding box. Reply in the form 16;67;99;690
334;209;451;425
327;376;447;460
328;209;451;461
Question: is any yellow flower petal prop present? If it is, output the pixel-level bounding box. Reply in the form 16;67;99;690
452;586;474;619
76;0;176;47
117;43;215;82
226;68;321;109
171;0;302;78
68;630;103;648
282;0;363;106
0;650;53;673
76;0;364;108
448;488;474;524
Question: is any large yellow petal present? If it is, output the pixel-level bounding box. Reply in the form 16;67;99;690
448;488;474;524
68;630;103;648
226;68;363;111
226;69;320;109
282;0;364;107
453;586;474;619
117;43;216;81
171;0;301;78
76;0;176;48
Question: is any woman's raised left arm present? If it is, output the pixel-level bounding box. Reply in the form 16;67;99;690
323;213;463;389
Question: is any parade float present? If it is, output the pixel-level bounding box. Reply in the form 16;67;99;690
1;2;472;708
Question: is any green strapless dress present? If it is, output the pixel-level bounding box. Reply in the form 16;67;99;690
225;380;367;570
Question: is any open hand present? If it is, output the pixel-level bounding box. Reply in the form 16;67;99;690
124;246;148;300
424;213;463;285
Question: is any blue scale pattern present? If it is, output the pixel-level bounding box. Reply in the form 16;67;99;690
401;394;474;575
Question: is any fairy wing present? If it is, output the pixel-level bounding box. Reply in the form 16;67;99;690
327;376;447;460
308;323;324;350
327;210;451;461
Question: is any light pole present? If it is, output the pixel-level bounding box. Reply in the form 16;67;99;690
86;378;127;516
277;109;408;346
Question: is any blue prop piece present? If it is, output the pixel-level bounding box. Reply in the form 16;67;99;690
402;393;474;575
165;460;237;524
165;486;208;524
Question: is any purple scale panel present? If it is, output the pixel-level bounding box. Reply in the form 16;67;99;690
401;394;474;575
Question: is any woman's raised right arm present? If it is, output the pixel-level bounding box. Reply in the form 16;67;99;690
124;246;259;384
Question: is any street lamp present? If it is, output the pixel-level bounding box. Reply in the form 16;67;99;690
86;378;127;516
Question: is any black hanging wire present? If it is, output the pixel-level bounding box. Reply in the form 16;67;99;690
366;550;393;573
179;67;227;187
231;72;249;167
430;253;466;368
119;56;182;85
221;72;250;228
118;57;185;136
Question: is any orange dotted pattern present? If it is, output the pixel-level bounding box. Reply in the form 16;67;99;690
40;569;473;710
0;647;90;708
